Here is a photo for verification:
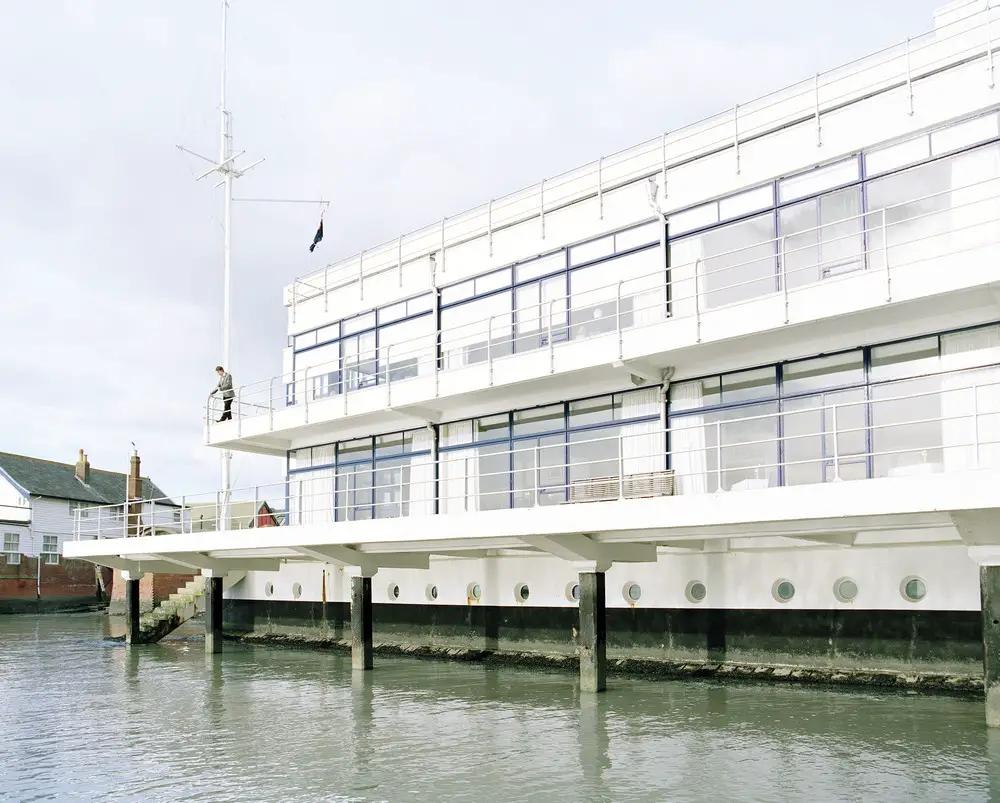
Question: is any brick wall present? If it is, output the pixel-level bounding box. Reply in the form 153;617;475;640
108;568;195;614
0;555;99;601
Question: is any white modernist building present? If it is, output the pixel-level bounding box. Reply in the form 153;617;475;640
66;0;1000;698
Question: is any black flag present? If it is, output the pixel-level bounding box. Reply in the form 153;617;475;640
309;217;324;252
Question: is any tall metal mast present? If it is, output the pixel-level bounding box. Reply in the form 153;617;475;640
178;0;263;530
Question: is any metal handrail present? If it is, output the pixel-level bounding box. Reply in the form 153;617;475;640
97;377;1000;540
212;173;1000;425
288;9;998;301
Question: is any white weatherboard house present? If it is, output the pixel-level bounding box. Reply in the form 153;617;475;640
66;0;1000;713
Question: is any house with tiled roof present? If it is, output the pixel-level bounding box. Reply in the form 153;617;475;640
0;448;174;571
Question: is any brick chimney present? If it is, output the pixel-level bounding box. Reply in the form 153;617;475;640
127;450;142;536
75;449;90;484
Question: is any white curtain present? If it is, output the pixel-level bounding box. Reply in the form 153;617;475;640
408;428;436;516
941;326;1000;471
621;388;664;475
620;248;667;329
296;468;334;525
666;235;703;321
668;381;709;495
439;421;478;513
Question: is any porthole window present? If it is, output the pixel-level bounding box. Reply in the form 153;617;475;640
387;583;400;601
467;582;482;601
291;582;302;600
515;583;530;602
901;576;927;603
772;579;795;603
264;582;274;598
685;581;707;603
623;582;641;603
565;582;581;603
426;584;439;602
833;577;858;603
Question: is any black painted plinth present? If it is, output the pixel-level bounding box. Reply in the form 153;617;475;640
205;576;223;654
579;572;606;693
124;578;140;645
352;576;373;671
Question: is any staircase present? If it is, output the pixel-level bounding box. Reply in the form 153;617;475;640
137;572;245;644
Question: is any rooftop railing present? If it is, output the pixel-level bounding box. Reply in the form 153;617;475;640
209;171;1000;434
287;6;999;311
90;377;1000;540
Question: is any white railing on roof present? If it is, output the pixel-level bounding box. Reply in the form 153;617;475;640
86;377;1000;540
210;170;1000;432
287;6;999;310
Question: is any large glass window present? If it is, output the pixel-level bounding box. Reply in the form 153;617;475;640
514;275;567;352
379;315;434;382
342;331;377;392
783;351;864;395
871;375;944;478
440;292;513;369
783;388;868;486
779;186;863;287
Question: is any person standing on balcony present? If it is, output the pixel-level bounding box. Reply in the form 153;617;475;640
212;366;234;422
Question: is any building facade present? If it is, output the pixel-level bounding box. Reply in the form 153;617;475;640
69;0;1000;675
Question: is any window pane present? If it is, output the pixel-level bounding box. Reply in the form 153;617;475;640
704;402;779;491
783;351;863;394
342;311;376;335
373;458;409;519
441;280;474;306
317;323;340;343
670;377;720;410
375;432;405;458
569;395;618;428
783;389;867;487
312;444;335;466
513;405;564;437
515;252;565;283
379;315;434;382
779;159;860;204
441;420;473;448
378;301;406;325
289;449;311;470
336;462;372;521
294;330;317;350
871;337;939;381
718;185;773;221
696;214;777;309
616;387;661;419
338;438;372;463
342;331;377;391
721;367;776;404
871;375;943;478
440;292;513;369
514;434;566;507
615;221;660;252
669;202;718;235
865;135;931;176
478;443;511;511
569;426;621;484
941;325;1000;371
930;113;999;157
475;268;512;295
475;414;510;442
779;187;863;288
569;236;614;266
407;293;434;315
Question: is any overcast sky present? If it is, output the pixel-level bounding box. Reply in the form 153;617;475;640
0;0;944;501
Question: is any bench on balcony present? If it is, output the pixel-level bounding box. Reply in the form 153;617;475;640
567;470;675;503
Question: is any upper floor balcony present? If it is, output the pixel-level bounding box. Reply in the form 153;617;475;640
208;146;1000;455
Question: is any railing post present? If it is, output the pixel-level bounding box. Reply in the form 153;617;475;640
441;217;447;274
253;485;259;528
831;404;842;482
398;234;404;287
733;104;740;174
93;507;98;541
385;343;393;407
616;280;624;359
323;266;329;312
618;434;625;499
598;157;604;220
715;421;724;492
988;2;996;89
398;469;404;518
181;496;186;534
540;178;546;239
974;384;982;468
547;298;555;374
488;198;494;258
358;249;365;301
236;386;243;437
216;490;222;530
780;235;789;324
905;37;914;116
694;259;702;343
269;377;275;431
464;456;470;512
304;367;311;424
533;444;540;507
487;315;494;386
814;72;822;147
883;207;890;301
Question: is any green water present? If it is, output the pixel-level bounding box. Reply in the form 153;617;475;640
1;614;999;802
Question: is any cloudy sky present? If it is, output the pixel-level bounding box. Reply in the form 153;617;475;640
0;0;943;500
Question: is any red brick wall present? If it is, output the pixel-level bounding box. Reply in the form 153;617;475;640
0;556;98;600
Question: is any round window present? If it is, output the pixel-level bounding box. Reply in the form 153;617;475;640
291;582;302;600
516;583;530;602
685;581;707;603
901;576;927;603
834;577;858;603
624;582;641;603
566;582;581;603
264;582;274;598
426;584;439;602
772;579;795;603
388;583;400;601
467;582;482;601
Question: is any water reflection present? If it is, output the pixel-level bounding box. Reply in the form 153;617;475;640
0;614;997;803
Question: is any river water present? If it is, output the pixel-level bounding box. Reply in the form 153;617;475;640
2;614;999;802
